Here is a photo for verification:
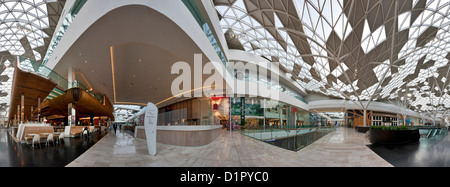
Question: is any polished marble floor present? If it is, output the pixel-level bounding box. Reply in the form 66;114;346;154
0;128;104;167
67;127;393;167
368;131;450;167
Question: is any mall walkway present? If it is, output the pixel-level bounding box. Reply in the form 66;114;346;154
66;127;393;167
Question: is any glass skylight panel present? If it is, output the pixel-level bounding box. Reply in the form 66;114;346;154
373;60;391;81
33;50;41;60
335;14;352;40
374;25;386;46
216;5;229;16
362;21;386;54
274;13;284;29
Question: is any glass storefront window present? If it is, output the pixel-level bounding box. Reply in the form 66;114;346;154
154;96;315;130
158;98;206;126
230;97;310;129
156;97;230;127
149;95;333;151
309;113;327;127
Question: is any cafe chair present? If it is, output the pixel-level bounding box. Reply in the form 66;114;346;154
32;134;41;148
46;133;54;146
57;132;65;144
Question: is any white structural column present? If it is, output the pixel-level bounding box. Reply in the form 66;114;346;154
363;109;367;127
68;103;76;126
67;66;75;89
67;67;76;126
371;110;373;126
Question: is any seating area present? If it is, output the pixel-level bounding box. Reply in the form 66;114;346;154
69;126;97;137
23;126;54;144
25;131;65;148
21;125;99;148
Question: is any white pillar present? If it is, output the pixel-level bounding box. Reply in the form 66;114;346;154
67;67;77;126
67;66;75;89
371;110;373;126
363;109;367;127
68;103;76;126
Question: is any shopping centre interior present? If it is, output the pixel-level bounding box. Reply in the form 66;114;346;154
0;0;450;167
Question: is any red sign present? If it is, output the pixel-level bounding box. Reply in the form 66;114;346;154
210;96;223;101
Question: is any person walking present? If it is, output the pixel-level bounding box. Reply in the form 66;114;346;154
113;123;117;134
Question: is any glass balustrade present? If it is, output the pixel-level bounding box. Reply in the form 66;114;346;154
182;0;231;74
239;125;335;151
18;56;104;104
42;0;87;66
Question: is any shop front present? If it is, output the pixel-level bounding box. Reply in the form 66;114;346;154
229;97;310;130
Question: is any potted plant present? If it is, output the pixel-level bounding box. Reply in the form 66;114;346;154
369;125;420;145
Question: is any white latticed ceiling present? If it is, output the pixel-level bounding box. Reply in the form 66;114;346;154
215;0;450;113
0;0;63;121
0;0;57;59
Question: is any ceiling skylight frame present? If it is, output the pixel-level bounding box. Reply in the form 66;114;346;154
215;0;450;112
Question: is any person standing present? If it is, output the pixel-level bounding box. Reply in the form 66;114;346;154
113;123;117;134
83;126;90;138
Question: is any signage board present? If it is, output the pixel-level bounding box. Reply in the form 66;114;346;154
144;102;158;156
